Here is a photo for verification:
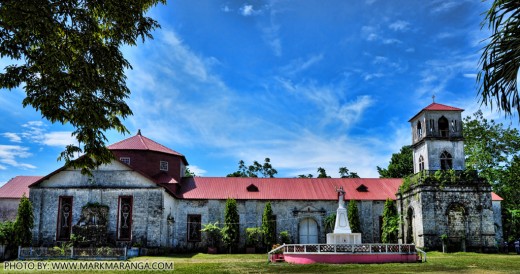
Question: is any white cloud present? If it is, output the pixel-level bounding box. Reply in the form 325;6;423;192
431;1;462;13
240;4;256;16
0;145;36;169
361;26;379;41
373;56;388;64
364;73;384;81
280;54;324;76
383;38;402;45
262;19;282;57
188;165;207;177
221;5;231;12
18;121;74;147
123;30;247;148
415;53;479;100
225;126;406;178
389;20;410;31
42;131;75;147
279;79;374;129
2;132;21;143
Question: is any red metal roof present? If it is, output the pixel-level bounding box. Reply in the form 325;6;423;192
423;103;464;111
108;131;184;157
173;177;504;201
0;176;42;198
409;102;464;121
175;177;404;201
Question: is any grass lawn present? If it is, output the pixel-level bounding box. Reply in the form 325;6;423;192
2;252;519;273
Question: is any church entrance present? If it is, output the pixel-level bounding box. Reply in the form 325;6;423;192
299;218;318;244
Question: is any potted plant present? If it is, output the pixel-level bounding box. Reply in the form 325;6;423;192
201;222;221;254
245;227;262;254
279;230;292;245
270;244;284;262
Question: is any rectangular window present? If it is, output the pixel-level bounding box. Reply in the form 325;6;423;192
117;196;133;240
272;215;277;236
56;196;73;241
120;157;130;165
187;214;202;242
160;161;169;171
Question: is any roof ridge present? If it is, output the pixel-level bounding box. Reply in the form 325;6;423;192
138;134;149;150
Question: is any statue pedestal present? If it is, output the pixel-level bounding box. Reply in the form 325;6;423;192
327;186;362;245
326;233;362;244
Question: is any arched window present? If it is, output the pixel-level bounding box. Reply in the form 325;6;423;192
438;116;449;137
418;155;425;172
440;151;452;170
416;121;422;138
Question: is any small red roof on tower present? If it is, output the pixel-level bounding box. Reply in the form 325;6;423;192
108;130;185;157
0;176;42;198
409;102;464;121
423;103;464;111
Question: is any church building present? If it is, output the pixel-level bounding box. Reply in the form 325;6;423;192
22;103;502;252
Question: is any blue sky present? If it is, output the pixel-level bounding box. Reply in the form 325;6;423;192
0;0;506;184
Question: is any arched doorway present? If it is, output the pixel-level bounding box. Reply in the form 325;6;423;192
299;218;318;244
447;203;468;251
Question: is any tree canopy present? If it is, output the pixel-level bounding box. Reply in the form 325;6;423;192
262;202;276;248
298;166;359;178
0;0;165;174
478;0;520;120
381;198;399;243
347;200;361;233
463;110;520;184
14;194;33;247
221;198;239;253
339;167;360;178
227;158;278;178
377;145;414;178
463;110;520;241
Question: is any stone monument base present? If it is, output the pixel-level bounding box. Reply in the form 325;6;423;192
326;233;362;244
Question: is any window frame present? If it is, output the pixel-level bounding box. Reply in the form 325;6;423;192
187;214;202;242
117;196;133;241
160;161;169;171
440;151;453;170
416;121;422;139
120;157;131;165
418;155;425;172
56;196;73;241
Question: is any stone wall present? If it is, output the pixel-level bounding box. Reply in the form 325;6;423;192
173;199;385;251
0;198;20;222
30;162;168;247
397;183;498;252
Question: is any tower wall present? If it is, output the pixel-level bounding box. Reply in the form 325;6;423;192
397;183;497;252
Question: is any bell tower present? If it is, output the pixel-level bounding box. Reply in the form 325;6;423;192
408;102;465;173
397;101;498;252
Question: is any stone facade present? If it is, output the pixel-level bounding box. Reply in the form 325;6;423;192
397;183;498;251
398;103;500;252
27;103;502;252
30;162;169;247
170;199;383;252
0;199;21;222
